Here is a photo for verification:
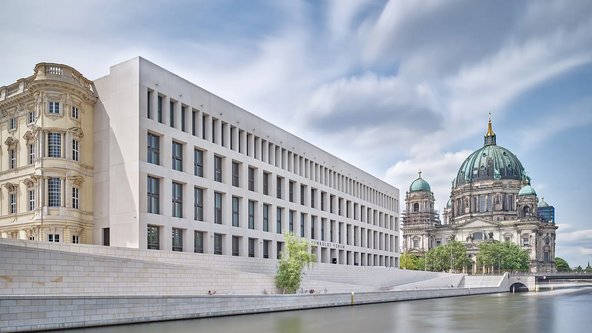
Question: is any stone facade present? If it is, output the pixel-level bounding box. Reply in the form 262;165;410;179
402;118;557;273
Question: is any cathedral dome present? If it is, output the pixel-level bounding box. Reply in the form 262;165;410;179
538;197;549;207
454;117;525;189
519;184;537;196
409;172;431;192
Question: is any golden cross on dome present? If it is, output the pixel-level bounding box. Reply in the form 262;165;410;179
486;112;495;137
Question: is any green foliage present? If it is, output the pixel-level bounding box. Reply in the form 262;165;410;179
275;233;316;294
586;263;592;273
574;265;583;272
400;252;421;270
425;241;471;272
477;241;530;272
554;257;571;272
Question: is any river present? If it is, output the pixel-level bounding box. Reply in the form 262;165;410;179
58;287;592;333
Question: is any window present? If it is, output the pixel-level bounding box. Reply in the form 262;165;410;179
263;204;269;232
72;235;80;244
276;177;283;199
9;193;16;214
300;185;306;205
71;106;79;119
311;188;316;208
214;156;223;182
170;101;175;128
72;187;79;209
232;162;240;187
277;242;283;259
157;95;163;123
28;190;35;211
48;132;61;158
232;236;240;256
263;172;269;195
276;207;283;234
28;111;35;124
289;181;295;202
232;196;240;227
181;106;186;132
172;228;183;252
194;231;204;253
214;233;223;255
172;182;183;217
300;213;305;237
147;133;160;165
147;90;152;119
194;187;203;221
9;118;16;130
194;148;203;177
147;176;160;214
321;219;325;241
263;240;270;258
289;210;295;233
48;234;60;243
248;167;255;191
172;141;183;171
248;238;256;257
147;225;160;250
28;142;35;164
48;177;61;207
48;101;60;114
214;192;222;224
311;216;316;239
72;139;79;161
248;200;255;229
103;228;110;246
8;149;16;169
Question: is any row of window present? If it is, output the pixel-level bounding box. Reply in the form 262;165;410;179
6;102;80;131
147;133;396;225
5;133;80;170
3;179;80;214
144;225;397;265
146;89;396;211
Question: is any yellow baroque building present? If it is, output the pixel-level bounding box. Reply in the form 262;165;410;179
0;63;97;243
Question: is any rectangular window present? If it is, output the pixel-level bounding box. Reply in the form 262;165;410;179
181;106;186;132
147;133;160;165
248;200;255;229
48;101;60;114
157;96;163;123
300;185;306;205
276;207;283;234
311;216;316;239
277;242;283;259
72;139;79;162
263;204;269;232
321;218;325;241
194;148;203;177
48;234;60;243
289;181;295;202
232;196;240;227
263;240;270;258
300;213;305;237
170;101;175;128
48;177;61;207
248;167;255;191
47;132;62;157
172;182;183;218
248;238;256;258
232;162;240;187
172;228;183;252
71;106;79;119
147;176;160;214
263;172;269;195
28;111;35;124
214;192;222;224
9;118;16;130
147;225;160;250
172;141;183;171
276;177;283;199
9;193;16;214
28;190;35;211
194;187;203;221
232;236;240;256
311;188;316;208
194;231;204;253
289;210;295;233
214;233;223;255
214;156;223;182
72;235;80;244
8;149;16;169
72;187;79;209
103;228;110;246
147;90;152;119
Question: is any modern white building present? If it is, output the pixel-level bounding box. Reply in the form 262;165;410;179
88;57;400;267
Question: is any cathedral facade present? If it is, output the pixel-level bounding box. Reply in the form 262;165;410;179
402;118;557;273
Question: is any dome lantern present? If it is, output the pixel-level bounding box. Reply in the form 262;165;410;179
484;112;496;146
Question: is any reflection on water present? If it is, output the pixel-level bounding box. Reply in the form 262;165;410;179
58;287;592;333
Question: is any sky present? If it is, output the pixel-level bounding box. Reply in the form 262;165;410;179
1;0;591;267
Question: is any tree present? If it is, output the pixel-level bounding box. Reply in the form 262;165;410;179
554;257;571;272
574;265;583;273
400;252;421;270
425;241;471;272
586;262;592;273
275;233;316;294
477;241;529;273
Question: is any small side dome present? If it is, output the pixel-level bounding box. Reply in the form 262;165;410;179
518;184;537;196
410;171;431;192
538;197;549;207
446;199;452;208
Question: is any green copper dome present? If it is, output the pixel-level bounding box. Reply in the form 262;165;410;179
519;184;537;196
454;118;525;189
410;172;431;192
538;197;549;207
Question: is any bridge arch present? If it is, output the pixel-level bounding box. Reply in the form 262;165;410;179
510;282;529;292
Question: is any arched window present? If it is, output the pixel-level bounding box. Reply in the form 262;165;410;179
413;203;419;212
523;206;530;216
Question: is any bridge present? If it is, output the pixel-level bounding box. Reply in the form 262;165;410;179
507;272;592;292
